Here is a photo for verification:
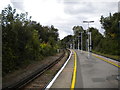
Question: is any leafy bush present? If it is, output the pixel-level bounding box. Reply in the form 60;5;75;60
2;5;59;76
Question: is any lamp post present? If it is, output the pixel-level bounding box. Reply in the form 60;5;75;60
89;32;92;52
83;21;94;53
78;36;80;50
81;32;83;53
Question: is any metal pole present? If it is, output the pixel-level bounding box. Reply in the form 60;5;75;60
88;22;90;53
89;32;92;52
88;32;89;52
78;37;79;50
87;32;90;57
81;32;82;52
70;44;72;49
83;21;94;57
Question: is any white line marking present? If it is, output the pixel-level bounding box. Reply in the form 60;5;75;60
45;50;72;90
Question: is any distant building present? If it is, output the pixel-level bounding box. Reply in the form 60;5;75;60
118;1;120;12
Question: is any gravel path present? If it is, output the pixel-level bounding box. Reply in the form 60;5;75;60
23;50;69;89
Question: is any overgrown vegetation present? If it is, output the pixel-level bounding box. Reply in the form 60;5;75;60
2;5;59;76
92;50;120;61
99;13;120;56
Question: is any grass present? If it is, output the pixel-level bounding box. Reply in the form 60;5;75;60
92;50;120;62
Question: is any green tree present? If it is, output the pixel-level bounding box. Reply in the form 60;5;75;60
2;5;60;76
100;13;120;56
89;27;103;51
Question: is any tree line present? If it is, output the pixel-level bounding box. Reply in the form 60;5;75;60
61;12;120;60
2;5;59;76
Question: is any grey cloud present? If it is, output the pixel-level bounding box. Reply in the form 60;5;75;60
63;1;117;16
11;0;24;11
46;1;117;39
63;2;96;15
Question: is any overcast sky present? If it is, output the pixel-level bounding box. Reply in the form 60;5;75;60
0;0;119;39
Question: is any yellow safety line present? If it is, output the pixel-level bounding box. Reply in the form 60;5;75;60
92;54;120;68
71;50;77;90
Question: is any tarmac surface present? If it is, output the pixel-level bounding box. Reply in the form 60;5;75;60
75;50;119;88
50;49;119;88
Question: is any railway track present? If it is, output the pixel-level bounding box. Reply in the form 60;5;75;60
3;49;70;89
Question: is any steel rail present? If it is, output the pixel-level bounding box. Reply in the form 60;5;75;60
2;49;69;89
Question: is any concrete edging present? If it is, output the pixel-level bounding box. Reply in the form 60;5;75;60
45;49;72;89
